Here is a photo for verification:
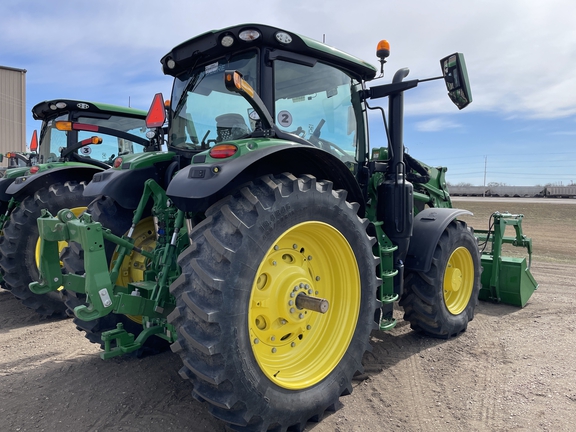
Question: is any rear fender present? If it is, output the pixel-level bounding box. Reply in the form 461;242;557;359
5;166;104;200
166;145;365;215
84;153;177;209
84;165;167;209
405;208;472;273
0;177;17;202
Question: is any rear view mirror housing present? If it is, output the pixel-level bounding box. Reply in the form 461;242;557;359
441;53;472;110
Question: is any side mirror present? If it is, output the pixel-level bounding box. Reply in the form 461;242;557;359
440;53;472;110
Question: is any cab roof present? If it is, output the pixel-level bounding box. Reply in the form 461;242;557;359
161;23;377;82
32;99;147;121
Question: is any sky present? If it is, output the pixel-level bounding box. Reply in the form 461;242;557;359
1;0;575;187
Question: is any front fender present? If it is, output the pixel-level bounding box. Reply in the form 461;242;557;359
405;208;472;273
5;166;104;199
166;145;365;215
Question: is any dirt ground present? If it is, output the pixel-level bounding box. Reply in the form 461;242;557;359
1;198;575;432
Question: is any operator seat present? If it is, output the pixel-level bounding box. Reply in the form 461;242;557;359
215;113;250;142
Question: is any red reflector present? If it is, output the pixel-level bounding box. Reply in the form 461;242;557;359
30;166;40;174
113;157;123;168
30;130;39;152
72;123;99;132
146;93;166;128
209;144;238;158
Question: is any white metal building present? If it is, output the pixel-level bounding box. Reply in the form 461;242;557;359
0;65;27;165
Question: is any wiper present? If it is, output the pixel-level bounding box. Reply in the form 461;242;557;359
173;71;205;119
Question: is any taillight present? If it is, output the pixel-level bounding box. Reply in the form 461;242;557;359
209;144;238;159
29;166;40;174
113;157;123;168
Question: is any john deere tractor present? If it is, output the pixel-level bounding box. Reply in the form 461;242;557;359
0;99;161;317
33;24;537;431
0;150;39;176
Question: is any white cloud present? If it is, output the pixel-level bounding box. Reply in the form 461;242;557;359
3;0;576;124
415;118;462;132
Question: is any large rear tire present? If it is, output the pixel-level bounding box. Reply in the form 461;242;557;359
168;173;379;431
400;220;481;338
0;181;90;317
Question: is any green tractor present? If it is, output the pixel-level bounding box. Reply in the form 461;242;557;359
0;149;39;176
0;99;162;317
33;24;537;431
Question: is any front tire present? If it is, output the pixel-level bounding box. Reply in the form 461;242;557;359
400;220;481;338
169;173;379;431
0;181;90;317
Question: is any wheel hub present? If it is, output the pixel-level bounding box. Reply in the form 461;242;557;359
445;266;463;292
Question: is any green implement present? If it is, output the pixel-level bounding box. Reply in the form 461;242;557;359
475;212;538;307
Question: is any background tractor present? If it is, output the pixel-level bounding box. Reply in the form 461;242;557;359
0;99;162;317
33;24;537;431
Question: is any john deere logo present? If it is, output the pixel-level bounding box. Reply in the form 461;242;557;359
77;103;90;109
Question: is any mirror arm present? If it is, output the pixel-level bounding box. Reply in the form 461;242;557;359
418;75;444;83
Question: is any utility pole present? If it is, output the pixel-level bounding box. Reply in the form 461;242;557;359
483;155;487;197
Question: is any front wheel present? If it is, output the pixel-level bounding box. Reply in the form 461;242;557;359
400;220;481;338
168;173;379;431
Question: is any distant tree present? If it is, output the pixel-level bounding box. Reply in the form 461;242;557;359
448;182;473;187
487;182;507;187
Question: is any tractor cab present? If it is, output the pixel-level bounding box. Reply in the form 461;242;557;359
159;25;376;173
32;99;159;168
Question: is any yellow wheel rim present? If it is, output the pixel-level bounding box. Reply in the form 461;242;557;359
443;246;474;315
248;221;360;390
112;217;156;324
35;206;87;290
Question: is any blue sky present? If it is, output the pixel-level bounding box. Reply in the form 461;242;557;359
1;0;574;186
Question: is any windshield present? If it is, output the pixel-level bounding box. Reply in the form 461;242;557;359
39;114;67;162
39;113;148;164
274;59;361;164
170;51;258;150
76;114;148;163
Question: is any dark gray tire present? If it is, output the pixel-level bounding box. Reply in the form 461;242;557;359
168;173;379;431
400;220;481;338
0;181;90;318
